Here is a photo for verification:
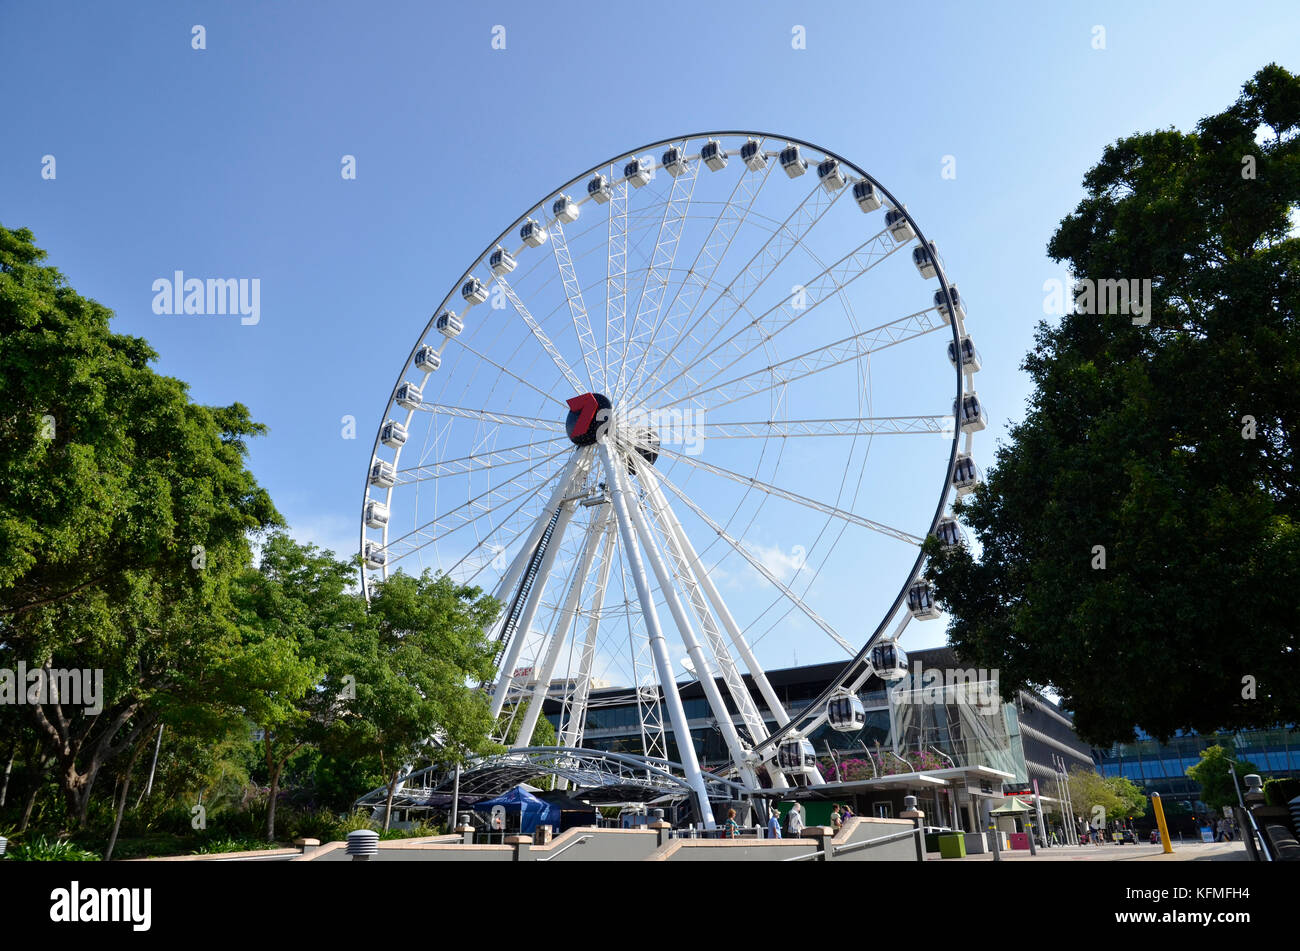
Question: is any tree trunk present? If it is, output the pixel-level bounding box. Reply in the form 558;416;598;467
383;772;399;833
0;742;15;807
266;762;281;842
105;743;145;861
63;767;94;829
19;772;43;831
105;777;129;861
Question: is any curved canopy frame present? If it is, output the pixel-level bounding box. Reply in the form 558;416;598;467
353;747;749;810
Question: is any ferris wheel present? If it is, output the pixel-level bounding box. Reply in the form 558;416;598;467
359;132;983;819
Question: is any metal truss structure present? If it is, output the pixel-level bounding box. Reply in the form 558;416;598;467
353;747;747;812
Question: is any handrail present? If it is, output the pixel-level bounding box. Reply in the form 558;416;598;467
783;827;920;861
1241;808;1273;862
833;827;921;856
538;834;592;862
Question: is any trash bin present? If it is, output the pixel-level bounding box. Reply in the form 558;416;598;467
938;833;966;859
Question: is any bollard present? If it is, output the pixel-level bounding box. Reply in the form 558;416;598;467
346;829;380;861
900;795;925;862
1151;793;1174;855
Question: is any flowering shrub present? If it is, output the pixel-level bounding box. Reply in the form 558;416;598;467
817;750;950;781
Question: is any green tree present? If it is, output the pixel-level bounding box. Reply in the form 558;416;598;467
228;534;369;840
0;224;281;826
1106;776;1148;822
334;570;501;830
1186;744;1259;811
1068;767;1123;826
0;225;279;620
926;66;1300;745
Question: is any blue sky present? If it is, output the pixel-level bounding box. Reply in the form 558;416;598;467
3;1;1296;676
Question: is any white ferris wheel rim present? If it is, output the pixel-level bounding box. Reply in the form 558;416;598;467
358;130;977;784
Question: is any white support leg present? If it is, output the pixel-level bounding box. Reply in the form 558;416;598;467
638;465;788;790
623;460;760;791
639;465;791;730
558;518;617;751
488;452;584;624
488;458;588;719
599;439;716;829
512;508;608;749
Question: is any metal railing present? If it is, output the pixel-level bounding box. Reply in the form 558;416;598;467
1238;806;1273;862
538;834;592;861
782;827;921;861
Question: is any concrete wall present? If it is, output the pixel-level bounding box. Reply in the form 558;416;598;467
306;841;514;862
519;827;661;862
650;838;818;861
831;816;920;861
650;818;921;862
281;820;922;863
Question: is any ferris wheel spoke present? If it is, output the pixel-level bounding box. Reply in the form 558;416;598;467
381;450;569;562
452;338;568;407
662;305;947;413
622;140;775;404
614;142;699;400
652;445;922;546
490;272;587;393
679;415;954;440
549;217;602;393
412;402;564;433
641;228;902;410
647;463;858;657
628;176;844;408
448;474;575;585
603;173;629;399
394;436;567;484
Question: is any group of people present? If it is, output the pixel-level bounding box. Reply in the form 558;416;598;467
722;801;859;839
722;802;815;839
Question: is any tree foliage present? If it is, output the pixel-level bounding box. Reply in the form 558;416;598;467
0;227;507;849
333;570;501;829
0;225;279;620
926;66;1300;745
1186;744;1259;811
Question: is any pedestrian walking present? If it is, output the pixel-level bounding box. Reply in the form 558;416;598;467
788;801;805;836
767;805;783;839
830;805;843;832
723;808;741;839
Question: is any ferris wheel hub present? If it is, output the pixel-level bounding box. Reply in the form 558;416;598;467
564;392;612;445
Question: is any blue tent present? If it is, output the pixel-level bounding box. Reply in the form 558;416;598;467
472;785;561;834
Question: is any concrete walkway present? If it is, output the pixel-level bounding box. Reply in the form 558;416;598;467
937;841;1248;861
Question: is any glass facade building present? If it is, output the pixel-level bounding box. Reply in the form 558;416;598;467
544;647;1093;785
1091;728;1300;816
